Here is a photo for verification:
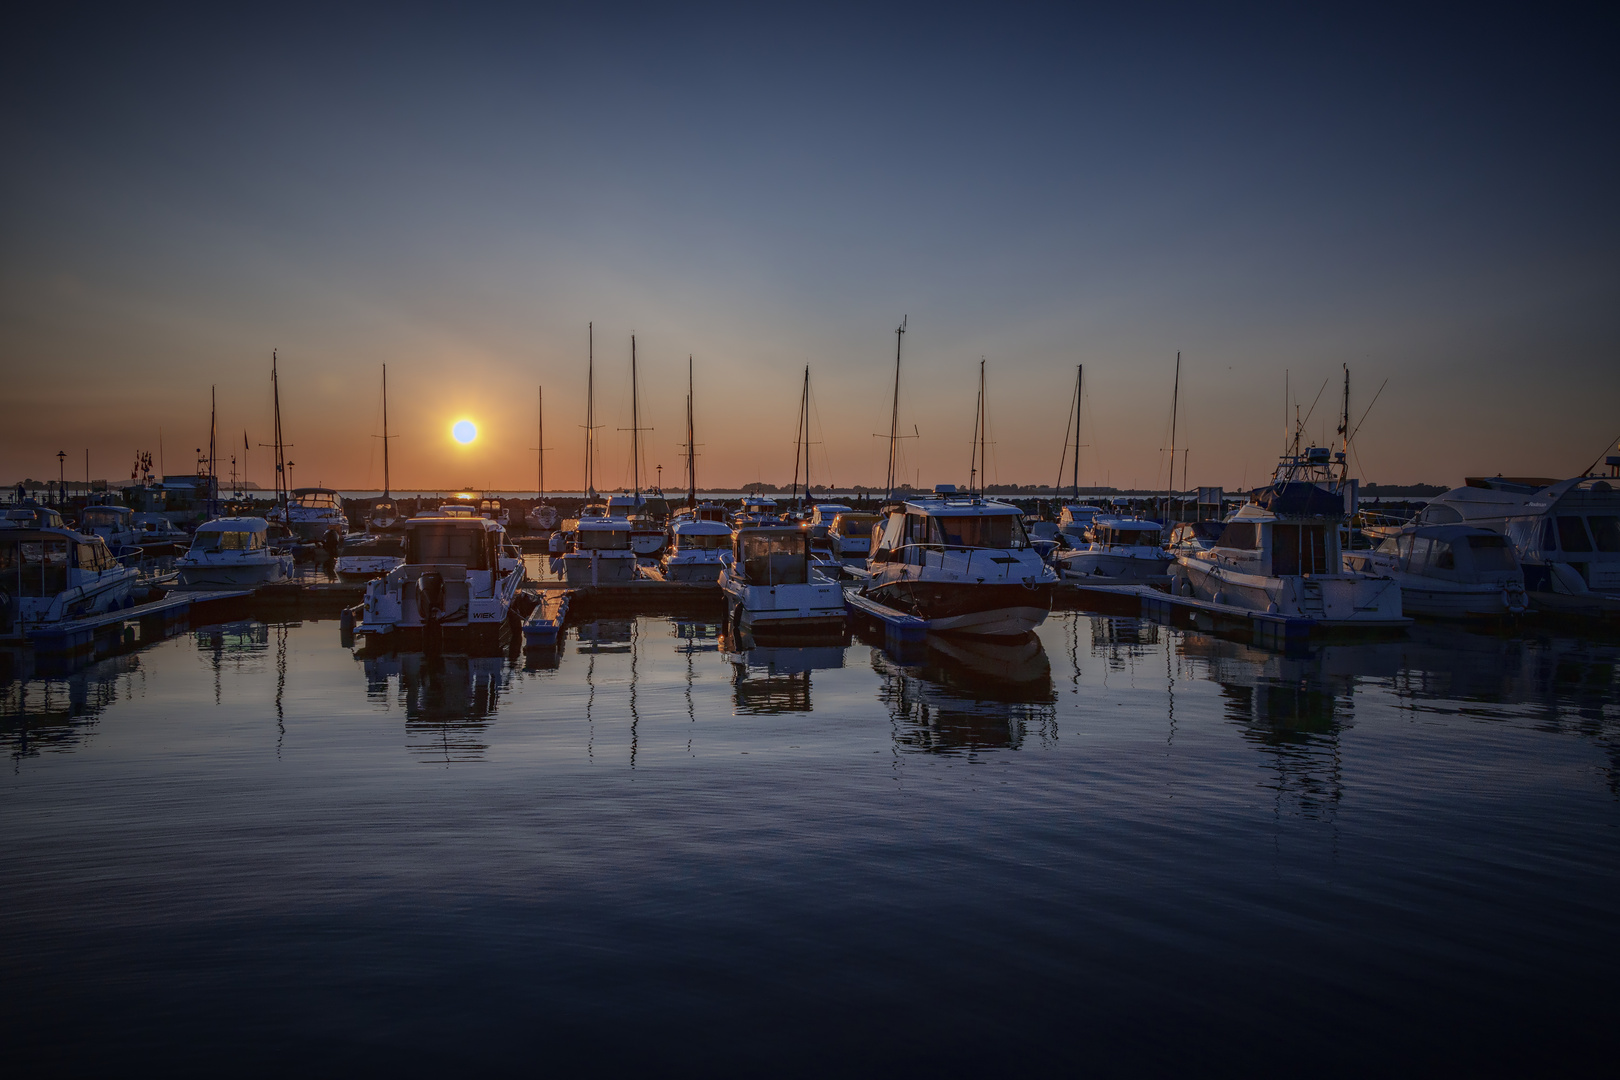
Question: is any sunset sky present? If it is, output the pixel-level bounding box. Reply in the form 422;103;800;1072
3;5;1616;492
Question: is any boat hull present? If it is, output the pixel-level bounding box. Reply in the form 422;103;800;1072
1057;550;1171;585
176;557;292;589
662;558;723;584
1173;558;1407;627
863;580;1055;638
561;552;638;585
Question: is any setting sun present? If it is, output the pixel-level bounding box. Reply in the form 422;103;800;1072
451;419;477;444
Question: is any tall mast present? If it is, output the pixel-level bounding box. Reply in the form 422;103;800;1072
804;367;812;506
209;385;217;516
585;323;596;499
631;335;640;498
1166;351;1180;521
537;385;545;500
1073;364;1082;500
686;355;696;507
382;365;390;498
969;361;983;494
978;359;987;495
1338;364;1350;485
791;365;807;508
886;316;906;497
272;350;286;513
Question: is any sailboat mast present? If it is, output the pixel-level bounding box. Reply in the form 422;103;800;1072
272;350;285;513
978;360;987;495
382;364;390;497
590;327;597;497
209;385;217;516
791;365;807;508
686;355;696;507
886;317;906;497
538;385;544;500
631;335;640;498
1339;364;1350;484
1166;352;1180;522
1073;365;1082;500
804;368;812;506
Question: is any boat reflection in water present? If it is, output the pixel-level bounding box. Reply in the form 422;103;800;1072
872;631;1057;754
359;649;512;763
722;626;846;715
0;650;142;763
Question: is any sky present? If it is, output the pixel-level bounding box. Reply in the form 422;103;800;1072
2;3;1616;493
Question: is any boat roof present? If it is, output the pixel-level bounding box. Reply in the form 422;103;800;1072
577;517;630;530
673;520;732;536
291;487;340;496
814;503;853;513
1094;517;1161;530
196;516;270;532
832;510;877;521
900;494;1022;517
737;525;805;540
405;514;500;531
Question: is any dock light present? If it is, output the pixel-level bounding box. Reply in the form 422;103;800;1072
452;420;477;444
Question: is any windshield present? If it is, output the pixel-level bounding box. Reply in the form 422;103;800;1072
407;525;487;567
933;514;1028;549
836;515;876;538
739;532;808;584
80;508;122;529
578;527;630;550
294;493;338;509
1589;515;1620;553
190;529;262;552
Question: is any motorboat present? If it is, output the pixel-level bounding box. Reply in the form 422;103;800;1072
719;525;846;634
605;493;670;557
733;495;779;529
3;502;64;529
280;487;348;548
1054;516;1172;586
827;511;879;563
130;512;189;558
857;488;1058;637
1342;524;1528;618
807;503;853;545
660;519;733;583
1416;472;1620;619
175;517;294;589
526;503;561;532
1056;504;1106;546
1170;446;1405;629
355;512;526;640
74;503;142;562
335;532;406;581
671;502;730;525
561;517;638;585
0;520;137;641
1167;520;1226;557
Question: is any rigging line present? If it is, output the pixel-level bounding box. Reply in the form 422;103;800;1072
1347;378;1389;445
1299;375;1331;436
1055;382;1077;493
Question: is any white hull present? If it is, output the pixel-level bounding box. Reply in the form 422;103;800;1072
1057;549;1171;585
662;557;723;584
562;551;638;585
1175;558;1406;627
176;556;292;589
921;604;1050;637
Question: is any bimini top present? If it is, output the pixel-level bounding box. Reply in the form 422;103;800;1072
196;516;271;533
1251;481;1346;518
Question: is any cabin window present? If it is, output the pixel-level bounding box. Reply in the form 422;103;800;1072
1375;536;1402;555
1588;515;1620;553
578;528;630;551
740;534;808;585
1271;523;1332;576
408;526;488;568
1216;522;1259;550
905;515;930;546
1556;516;1593;553
1431;541;1455;570
1541;518;1557;552
17;539;69;597
1466;534;1517;572
936;514;1029;549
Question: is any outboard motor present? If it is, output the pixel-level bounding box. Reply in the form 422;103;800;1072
416;571;446;624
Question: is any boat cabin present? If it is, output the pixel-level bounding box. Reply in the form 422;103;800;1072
79;504;134;534
831;512;878;544
670;520;732;552
732;526;811;585
1;503;66;530
1209;504;1343;576
187;517;274;553
291;488;342;511
872;494;1032;561
1089;519;1163;549
1372;525;1521;579
0;529;120;599
573;518;633;551
403;516;505;569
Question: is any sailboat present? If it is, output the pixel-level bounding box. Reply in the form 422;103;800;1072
661;355;731;583
525;386;560;532
1053;365;1104;544
561;328;637;584
603;336;669;557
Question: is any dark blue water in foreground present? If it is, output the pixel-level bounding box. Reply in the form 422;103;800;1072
2;611;1617;1074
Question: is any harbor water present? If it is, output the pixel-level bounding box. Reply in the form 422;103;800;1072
2;609;1616;1073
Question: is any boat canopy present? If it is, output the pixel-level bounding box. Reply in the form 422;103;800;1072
1252;481;1346;518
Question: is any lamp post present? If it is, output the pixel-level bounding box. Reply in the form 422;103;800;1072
56;450;66;506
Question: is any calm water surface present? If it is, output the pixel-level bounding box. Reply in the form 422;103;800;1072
2;609;1616;1074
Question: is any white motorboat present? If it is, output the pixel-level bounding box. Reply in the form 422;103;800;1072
335;532;406;581
660;520;732;583
0;520;137;641
719;525;846;634
1342;524;1528;618
807;502;852;545
526;503;561;532
355;512;526;639
76;503;142;562
1056;504;1106;546
1167;520;1225;557
606;493;670;557
858;488;1057;637
281;487;348;547
561;517;638;585
175;517;294;589
733;495;779;528
130;512;188;557
1055;516;1172;586
827;511;879;563
1170;446;1406;629
1416;470;1620;619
